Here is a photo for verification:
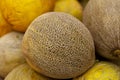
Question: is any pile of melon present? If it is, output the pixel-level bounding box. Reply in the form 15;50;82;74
0;0;120;80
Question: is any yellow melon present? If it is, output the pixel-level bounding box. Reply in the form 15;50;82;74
0;10;12;37
0;0;56;32
54;0;83;20
73;61;120;80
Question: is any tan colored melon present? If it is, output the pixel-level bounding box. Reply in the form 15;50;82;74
83;0;120;60
0;32;25;78
22;12;95;79
5;63;53;80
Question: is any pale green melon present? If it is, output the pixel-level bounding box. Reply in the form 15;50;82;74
0;32;25;78
5;64;53;80
83;0;120;60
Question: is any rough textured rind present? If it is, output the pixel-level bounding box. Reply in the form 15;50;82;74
5;64;53;80
0;32;25;77
22;12;95;79
83;0;120;60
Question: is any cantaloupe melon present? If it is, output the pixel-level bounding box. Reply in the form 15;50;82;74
22;12;95;79
83;0;120;60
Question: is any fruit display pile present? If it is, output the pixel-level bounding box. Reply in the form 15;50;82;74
0;0;120;80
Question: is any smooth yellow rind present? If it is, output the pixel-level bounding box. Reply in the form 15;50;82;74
73;61;120;80
54;0;83;20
